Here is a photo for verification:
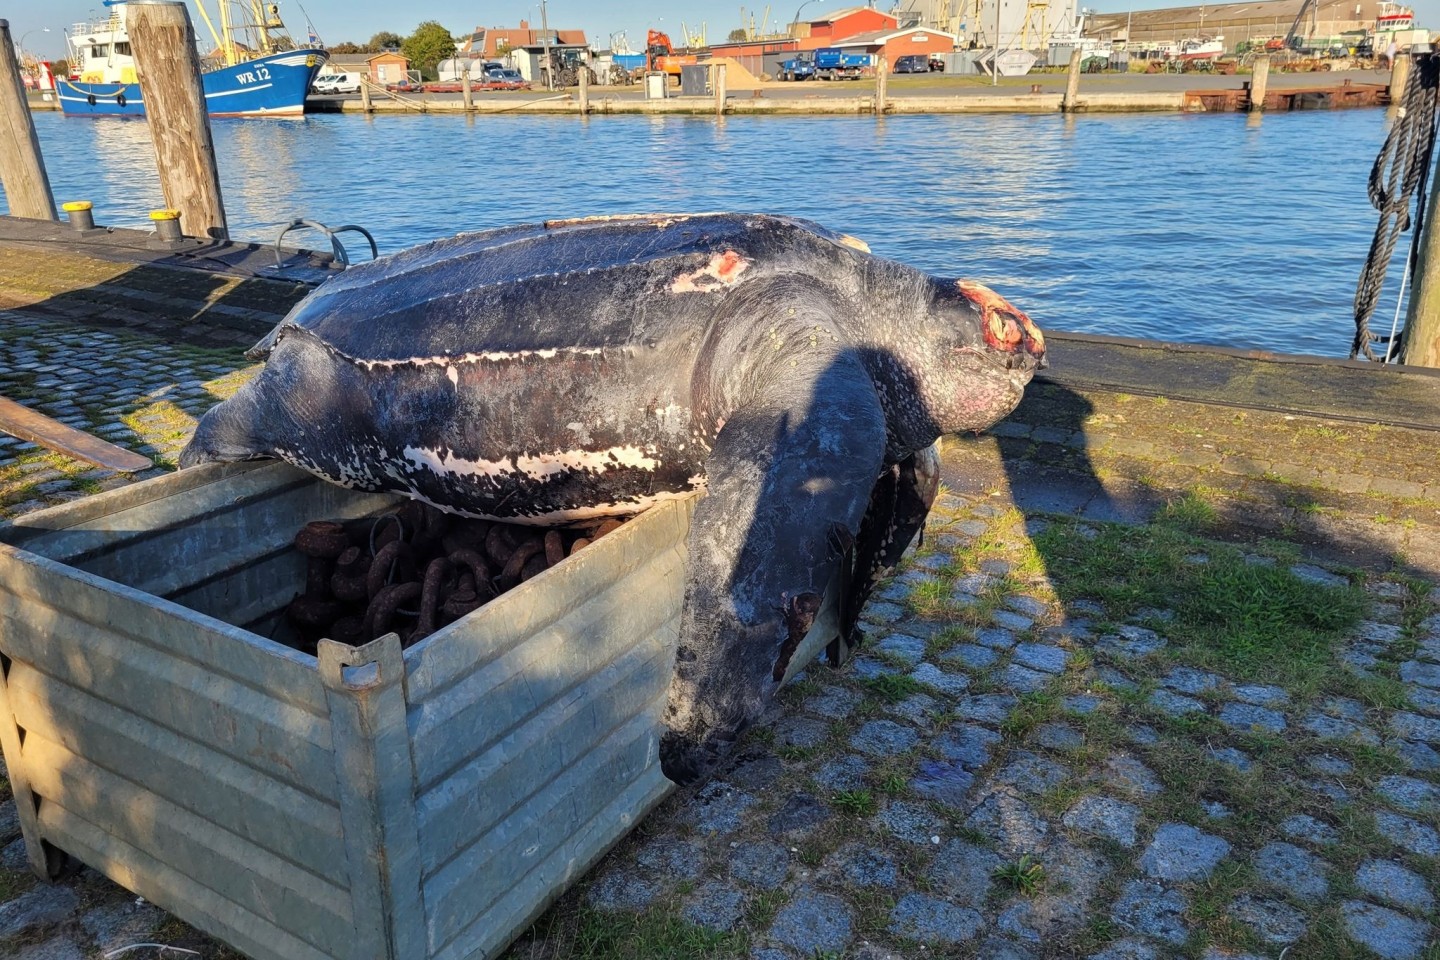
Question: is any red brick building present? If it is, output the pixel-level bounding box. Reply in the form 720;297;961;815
834;27;958;65
795;6;900;49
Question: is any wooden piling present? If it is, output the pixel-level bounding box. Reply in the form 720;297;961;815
360;78;373;113
579;66;589;115
1401;178;1440;367
875;58;888;114
461;72;472;112
127;0;227;240
1389;52;1412;106
1248;55;1270;111
1062;47;1083;112
713;63;726;117
0;19;58;221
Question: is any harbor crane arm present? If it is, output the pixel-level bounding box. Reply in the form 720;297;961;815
1282;0;1318;50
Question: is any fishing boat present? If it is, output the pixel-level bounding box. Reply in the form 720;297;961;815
1174;37;1225;61
58;0;327;118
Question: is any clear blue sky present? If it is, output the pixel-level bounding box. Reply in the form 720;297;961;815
11;0;1440;59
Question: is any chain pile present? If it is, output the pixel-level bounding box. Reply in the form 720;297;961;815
284;503;625;653
1352;53;1440;361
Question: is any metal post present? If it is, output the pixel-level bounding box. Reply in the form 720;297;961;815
579;63;589;114
713;62;726;117
993;0;1002;86
461;70;472;111
127;0;228;240
1248;54;1270;111
319;636;427;960
1062;47;1083;111
540;0;554;91
875;56;888;114
0;19;58;221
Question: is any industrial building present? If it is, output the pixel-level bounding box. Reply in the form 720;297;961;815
894;0;1083;50
1084;0;1395;51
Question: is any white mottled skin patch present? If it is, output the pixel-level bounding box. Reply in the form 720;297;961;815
350;346;604;371
402;444;664;481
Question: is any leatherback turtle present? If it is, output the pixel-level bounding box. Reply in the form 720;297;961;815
181;213;1046;784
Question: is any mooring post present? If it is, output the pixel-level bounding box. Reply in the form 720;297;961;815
1062;47;1083;112
579;65;589;115
713;62;726;117
1248;55;1270;112
0;19;58;221
127;0;227;240
1389;52;1412;107
461;71;473;112
360;77;373;113
875;57;888;114
1402;163;1440;366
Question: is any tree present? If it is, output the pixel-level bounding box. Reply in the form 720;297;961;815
367;30;403;52
51;58;70;77
401;21;457;80
330;41;362;54
726;28;748;42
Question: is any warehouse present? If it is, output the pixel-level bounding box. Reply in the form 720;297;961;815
1085;0;1394;52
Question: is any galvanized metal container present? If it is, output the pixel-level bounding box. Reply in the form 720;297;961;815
0;461;834;960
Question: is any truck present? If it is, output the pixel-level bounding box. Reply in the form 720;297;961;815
779;47;870;80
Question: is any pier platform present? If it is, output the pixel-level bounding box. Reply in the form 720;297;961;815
0;218;1436;960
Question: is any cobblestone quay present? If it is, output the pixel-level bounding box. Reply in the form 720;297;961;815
0;231;1437;959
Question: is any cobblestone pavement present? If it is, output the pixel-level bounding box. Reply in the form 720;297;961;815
0;313;256;520
1;312;1438;960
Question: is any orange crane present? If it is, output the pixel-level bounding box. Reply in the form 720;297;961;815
646;29;698;77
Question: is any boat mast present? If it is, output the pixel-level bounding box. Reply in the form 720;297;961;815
190;1;227;59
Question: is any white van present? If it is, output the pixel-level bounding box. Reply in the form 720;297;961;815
312;71;362;95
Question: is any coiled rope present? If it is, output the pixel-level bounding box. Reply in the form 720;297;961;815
1352;53;1440;361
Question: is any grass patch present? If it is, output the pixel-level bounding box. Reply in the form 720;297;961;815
992;854;1046;895
559;908;745;960
832;790;877;817
1031;520;1368;687
866;674;922;703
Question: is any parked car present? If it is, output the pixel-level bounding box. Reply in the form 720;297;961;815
928;55;947;71
311;71;362;94
494;68;530;90
893;54;931;73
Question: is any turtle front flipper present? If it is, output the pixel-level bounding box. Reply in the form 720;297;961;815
660;351;888;786
831;441;942;665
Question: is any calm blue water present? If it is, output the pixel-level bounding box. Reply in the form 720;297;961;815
13;110;1407;357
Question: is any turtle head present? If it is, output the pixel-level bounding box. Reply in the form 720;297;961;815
180;389;274;468
896;278;1046;437
659;581;828;786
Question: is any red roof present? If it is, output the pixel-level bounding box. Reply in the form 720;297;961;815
803;5;899;26
462;26;588;57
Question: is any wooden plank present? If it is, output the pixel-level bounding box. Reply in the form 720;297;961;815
415;635;673;879
424;707;669;956
407;543;685;791
0;545;329;715
404;495;695;702
7;662;348;887
36;804;340;960
0;395;152;472
0;582;337;792
1041;331;1440;431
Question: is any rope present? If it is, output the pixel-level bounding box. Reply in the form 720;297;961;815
1352;52;1440;360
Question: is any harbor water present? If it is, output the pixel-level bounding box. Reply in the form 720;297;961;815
11;109;1406;358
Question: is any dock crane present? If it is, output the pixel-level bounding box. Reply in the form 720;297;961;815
1267;0;1318;51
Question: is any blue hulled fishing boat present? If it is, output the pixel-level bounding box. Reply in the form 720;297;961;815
59;0;327;118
